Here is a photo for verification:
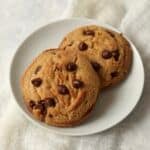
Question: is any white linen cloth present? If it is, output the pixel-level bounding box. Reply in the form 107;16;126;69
0;0;150;149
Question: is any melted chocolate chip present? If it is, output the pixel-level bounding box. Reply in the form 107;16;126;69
78;42;88;51
102;50;112;59
58;85;69;95
83;30;95;36
34;66;42;74
66;62;77;72
38;100;45;105
91;61;101;72
73;80;84;89
111;71;118;78
29;100;36;108
49;114;53;118
31;78;42;87
45;98;56;107
38;98;56;108
112;50;120;61
34;103;46;115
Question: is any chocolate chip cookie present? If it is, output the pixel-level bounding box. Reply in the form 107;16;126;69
21;49;101;127
59;25;132;88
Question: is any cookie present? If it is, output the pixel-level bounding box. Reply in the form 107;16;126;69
21;49;100;127
59;25;132;88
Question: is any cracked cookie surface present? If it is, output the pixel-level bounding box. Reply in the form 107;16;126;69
59;25;132;88
21;49;100;127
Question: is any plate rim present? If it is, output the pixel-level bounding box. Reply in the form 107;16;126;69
9;18;145;136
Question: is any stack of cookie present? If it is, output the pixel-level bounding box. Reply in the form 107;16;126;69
21;25;132;127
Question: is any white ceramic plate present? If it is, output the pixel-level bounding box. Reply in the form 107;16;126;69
10;18;144;136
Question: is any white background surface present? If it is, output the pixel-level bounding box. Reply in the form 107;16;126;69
0;0;150;149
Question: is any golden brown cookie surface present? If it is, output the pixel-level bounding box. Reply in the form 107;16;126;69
59;25;132;88
21;49;100;127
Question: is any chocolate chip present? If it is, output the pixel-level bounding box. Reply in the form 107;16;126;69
38;98;56;108
29;100;36;108
111;71;118;78
31;78;42;87
58;85;69;95
91;61;101;72
38;100;45;105
34;103;46;115
73;80;84;89
45;98;56;107
83;30;95;36
66;62;77;72
34;66;42;74
78;42;88;51
102;50;112;59
49;114;53;118
112;50;120;61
